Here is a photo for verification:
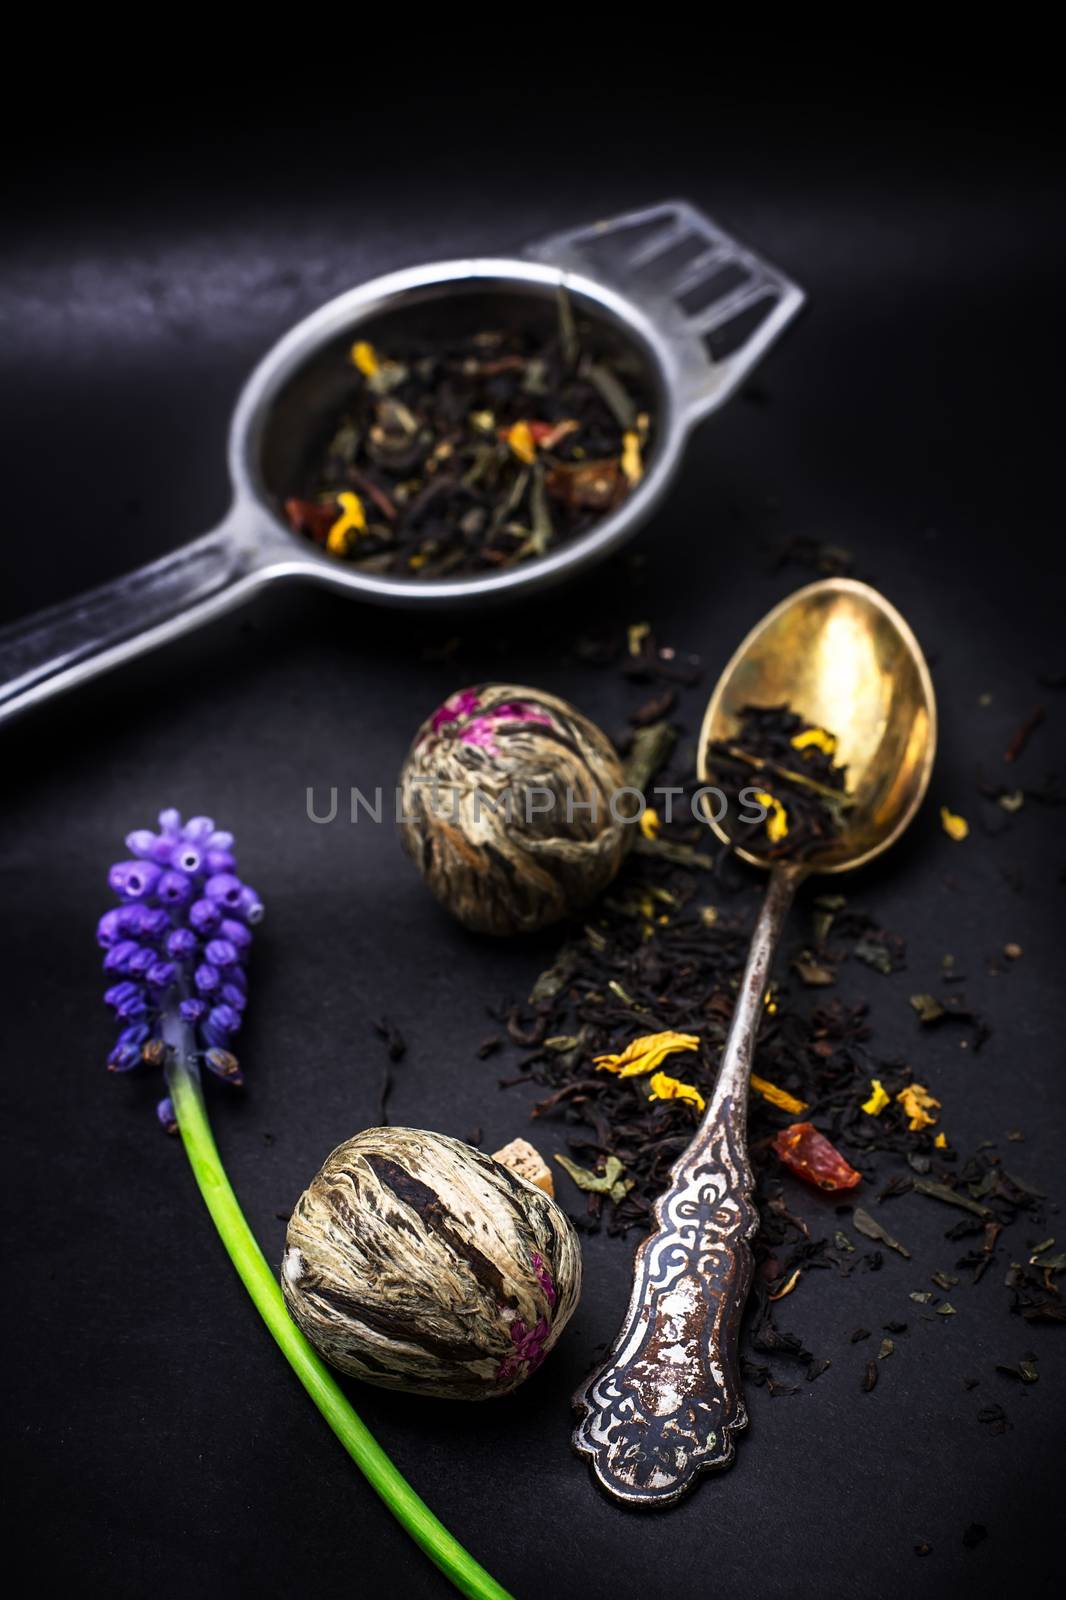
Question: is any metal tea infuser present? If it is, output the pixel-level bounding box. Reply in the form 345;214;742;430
0;200;803;725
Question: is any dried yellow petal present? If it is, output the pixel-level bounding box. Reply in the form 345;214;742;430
647;1071;706;1112
639;807;661;841
940;806;969;842
621;430;643;486
627;621;650;656
750;1073;808;1114
934;1132;948;1149
505;420;537;464
594;1030;700;1079
768;1267;802;1301
753;788;789;843
326;491;367;555
791;726;837;755
350;340;380;377
862;1078;890;1116
897;1082;941;1132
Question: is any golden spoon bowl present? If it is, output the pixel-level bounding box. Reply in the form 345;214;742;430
697;577;937;874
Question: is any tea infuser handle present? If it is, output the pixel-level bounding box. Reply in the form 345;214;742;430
525;199;805;427
572;865;801;1507
0;512;275;726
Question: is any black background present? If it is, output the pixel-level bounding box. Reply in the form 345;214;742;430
3;52;1065;1600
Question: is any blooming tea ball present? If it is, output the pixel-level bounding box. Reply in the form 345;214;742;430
398;683;634;935
281;1126;582;1400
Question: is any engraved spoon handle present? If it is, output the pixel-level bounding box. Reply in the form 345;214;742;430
572;863;802;1506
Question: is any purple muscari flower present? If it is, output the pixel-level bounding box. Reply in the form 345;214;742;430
204;1047;243;1084
110;860;162;900
204;848;237;873
156;1096;177;1134
195;962;221;996
169;838;205;874
166;927;198;960
204;872;244;909
238;887;264;924
105;980;140;1009
104;940;142;973
204;1005;242;1047
101;809;260;1125
140;907;173;940
109;1039;145;1072
205;938;239;969
189;898;221;933
156;870;194;905
219;918;252;952
126;828;175;864
183;816;216;840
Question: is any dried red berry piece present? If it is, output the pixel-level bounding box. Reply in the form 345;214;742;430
771;1121;861;1191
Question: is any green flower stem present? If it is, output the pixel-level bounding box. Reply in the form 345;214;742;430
166;1052;513;1600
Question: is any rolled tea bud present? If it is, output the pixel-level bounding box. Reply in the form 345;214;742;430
281;1126;582;1400
398;684;635;935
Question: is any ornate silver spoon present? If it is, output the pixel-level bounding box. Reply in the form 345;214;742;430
572;577;937;1506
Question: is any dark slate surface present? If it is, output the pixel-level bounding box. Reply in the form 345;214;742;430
3;74;1063;1600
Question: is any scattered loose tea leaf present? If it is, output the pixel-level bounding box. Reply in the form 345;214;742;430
978;1403;1010;1433
853;936;899;975
995;1356;1039;1383
853;1208;911;1258
912;1177;994;1220
911;993;946;1023
555;1153;634;1205
792;952;836;987
862;1359;879;1392
1004;706;1044;764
